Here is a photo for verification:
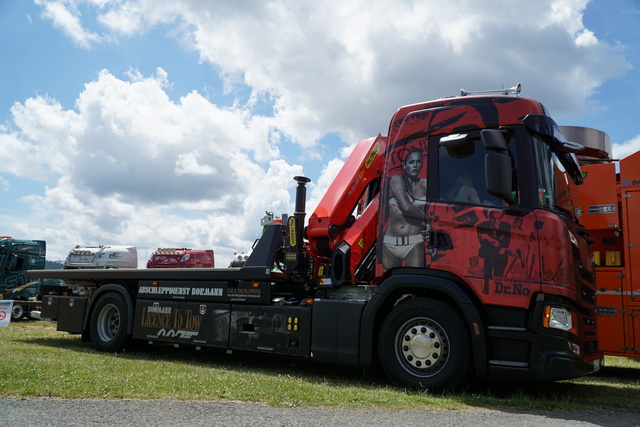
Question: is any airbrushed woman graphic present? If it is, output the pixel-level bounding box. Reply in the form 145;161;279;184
381;147;430;270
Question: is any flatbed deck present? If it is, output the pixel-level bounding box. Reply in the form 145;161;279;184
24;266;273;283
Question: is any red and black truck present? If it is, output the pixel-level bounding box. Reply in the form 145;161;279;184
147;248;215;269
27;86;602;390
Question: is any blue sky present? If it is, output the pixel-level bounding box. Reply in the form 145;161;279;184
568;0;640;146
1;0;638;265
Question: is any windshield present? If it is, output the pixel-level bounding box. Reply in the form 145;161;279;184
6;243;45;271
523;114;583;185
11;243;45;256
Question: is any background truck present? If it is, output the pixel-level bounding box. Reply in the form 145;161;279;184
27;86;602;390
63;245;138;269
562;126;640;359
147;248;214;269
0;236;45;320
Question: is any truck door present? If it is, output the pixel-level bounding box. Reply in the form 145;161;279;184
428;130;541;308
623;189;640;355
595;270;627;354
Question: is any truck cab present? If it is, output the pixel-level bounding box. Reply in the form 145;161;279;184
0;237;46;320
146;248;214;269
307;91;600;386
64;245;138;269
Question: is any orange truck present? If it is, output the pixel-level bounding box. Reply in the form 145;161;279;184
563;126;640;358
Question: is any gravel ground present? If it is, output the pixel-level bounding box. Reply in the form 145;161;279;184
1;397;639;427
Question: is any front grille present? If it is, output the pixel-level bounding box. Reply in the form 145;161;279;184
583;340;598;355
580;267;594;284
580;284;596;305
572;244;581;261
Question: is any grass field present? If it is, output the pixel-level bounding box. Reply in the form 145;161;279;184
1;321;639;411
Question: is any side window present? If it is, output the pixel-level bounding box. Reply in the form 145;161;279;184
351;178;380;219
438;133;518;206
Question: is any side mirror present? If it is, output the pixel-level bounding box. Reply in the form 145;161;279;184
560;141;585;154
482;129;515;205
485;153;515;205
481;129;509;151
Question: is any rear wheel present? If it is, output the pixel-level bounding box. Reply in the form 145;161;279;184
378;298;469;391
90;293;130;352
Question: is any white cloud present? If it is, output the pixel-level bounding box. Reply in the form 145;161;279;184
33;0;630;143
5;68;300;265
613;135;640;160
36;0;103;48
175;151;216;176
0;131;52;182
3;0;633;266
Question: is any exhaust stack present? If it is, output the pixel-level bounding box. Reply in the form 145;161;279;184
283;176;311;275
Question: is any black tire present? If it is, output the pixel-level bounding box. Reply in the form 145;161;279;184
378;298;469;391
11;303;25;321
89;292;130;352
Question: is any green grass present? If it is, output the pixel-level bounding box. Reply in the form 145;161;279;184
1;321;639;412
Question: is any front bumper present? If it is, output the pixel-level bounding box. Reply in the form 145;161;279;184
486;326;602;382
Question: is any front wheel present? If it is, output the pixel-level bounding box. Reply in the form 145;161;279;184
89;292;131;352
11;303;25;321
378;298;470;391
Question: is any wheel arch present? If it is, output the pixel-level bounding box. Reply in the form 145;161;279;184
359;272;488;380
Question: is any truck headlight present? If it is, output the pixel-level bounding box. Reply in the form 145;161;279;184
543;306;577;334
